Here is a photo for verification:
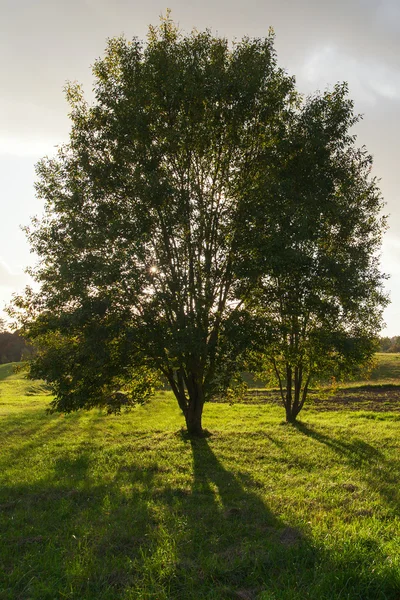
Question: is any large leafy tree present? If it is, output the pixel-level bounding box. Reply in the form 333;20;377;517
244;84;387;422
13;16;295;434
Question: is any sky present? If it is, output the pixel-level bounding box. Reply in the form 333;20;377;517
1;0;399;334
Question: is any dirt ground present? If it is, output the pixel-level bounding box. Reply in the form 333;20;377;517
244;386;400;412
310;386;400;412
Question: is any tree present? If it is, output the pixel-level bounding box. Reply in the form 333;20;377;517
0;327;28;364
12;16;295;434
379;336;400;352
243;84;387;422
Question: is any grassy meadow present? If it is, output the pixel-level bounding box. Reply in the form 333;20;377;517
0;356;399;599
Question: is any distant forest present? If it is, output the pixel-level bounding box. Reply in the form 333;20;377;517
378;336;400;353
0;320;30;364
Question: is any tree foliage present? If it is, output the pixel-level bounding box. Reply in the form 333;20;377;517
12;17;387;429
244;84;387;420
13;16;296;433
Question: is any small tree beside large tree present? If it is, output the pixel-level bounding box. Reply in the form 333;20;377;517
243;84;387;421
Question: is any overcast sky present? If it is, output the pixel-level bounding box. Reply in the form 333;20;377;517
1;0;399;334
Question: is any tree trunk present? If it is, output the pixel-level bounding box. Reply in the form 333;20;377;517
285;366;296;422
285;403;298;423
167;367;206;435
185;398;204;435
280;362;311;423
285;387;308;422
184;377;205;436
289;365;302;421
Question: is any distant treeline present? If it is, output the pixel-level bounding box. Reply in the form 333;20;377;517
0;329;399;365
379;336;400;353
0;330;30;364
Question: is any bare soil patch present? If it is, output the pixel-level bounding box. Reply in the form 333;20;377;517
310;386;400;412
242;385;400;412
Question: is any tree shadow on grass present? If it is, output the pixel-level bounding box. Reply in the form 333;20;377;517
166;433;314;599
0;428;160;600
144;433;399;600
293;421;383;463
1;421;400;600
0;409;106;469
293;421;400;513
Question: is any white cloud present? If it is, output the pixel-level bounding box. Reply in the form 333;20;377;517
0;260;30;324
0;137;61;159
0;259;29;289
382;237;400;276
301;46;400;106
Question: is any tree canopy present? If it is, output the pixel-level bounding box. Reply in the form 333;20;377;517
12;16;387;430
244;85;387;420
13;16;296;433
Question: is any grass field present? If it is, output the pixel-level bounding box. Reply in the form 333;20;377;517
0;357;399;599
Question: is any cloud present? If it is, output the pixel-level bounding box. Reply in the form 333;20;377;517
0;137;61;159
0;259;29;290
382;237;400;276
301;46;400;106
376;0;400;34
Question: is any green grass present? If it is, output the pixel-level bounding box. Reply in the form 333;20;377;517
370;353;400;381
0;362;399;599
